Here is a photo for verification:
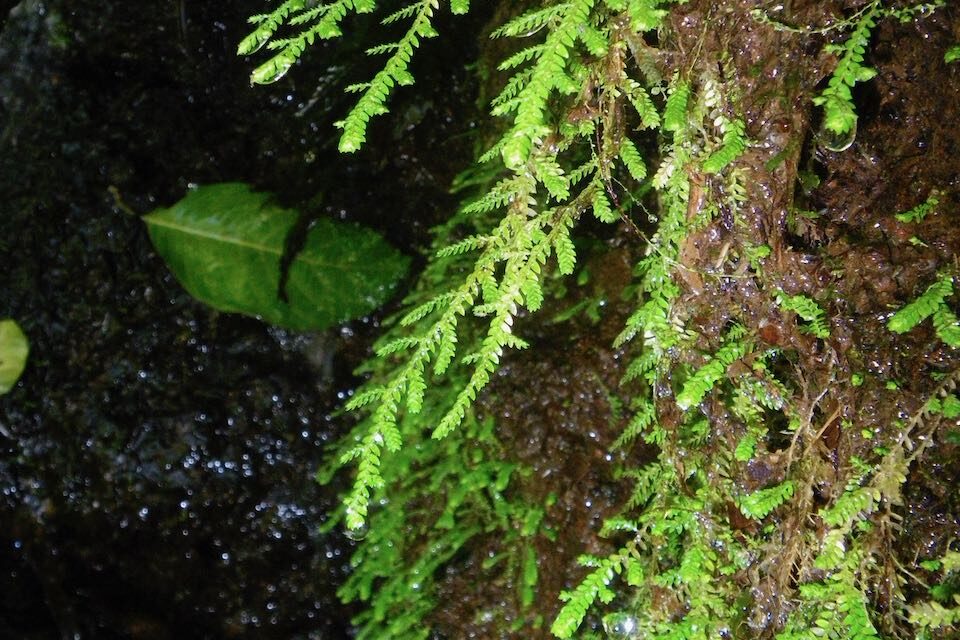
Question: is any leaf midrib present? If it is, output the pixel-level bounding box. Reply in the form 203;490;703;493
147;216;356;271
147;216;285;255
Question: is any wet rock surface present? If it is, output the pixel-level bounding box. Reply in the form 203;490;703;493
811;6;960;592
0;1;485;637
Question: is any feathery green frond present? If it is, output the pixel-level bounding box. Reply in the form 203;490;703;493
619;137;647;181
933;306;960;347
888;273;953;334
738;480;795;520
676;324;750;410
499;0;596;169
812;6;878;136
895;192;939;223
490;4;567;39
591;181;617;223
662;79;691;132
337;1;440;152
776;290;831;338
702;118;747;174
625;78;661;129
552;553;625;639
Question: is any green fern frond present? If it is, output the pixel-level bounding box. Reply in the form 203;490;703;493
625;78;661;129
888;273;953;334
497;45;547;72
627;0;668;31
552;552;625;639
894;192;939;223
241;0;472;153
776;290;831;338
909;599;960;631
621;462;664;511
702;118;747;174
662;79;691;133
345;386;386;411
462;175;529;215
554;227;577;276
619;137;647;181
491;68;535;110
247;1;353;83
591;180;617;223
933;306;960;347
737;480;795;520
533;153;570;200
399;292;458;326
812;6;878;136
821;484;878;529
490;4;567;39
947;44;960;63
237;0;307;56
500;0;595;170
376;336;422;357
435;235;489;258
382;2;424;24
568;158;598;187
734;433;757;461
675;324;750;410
365;42;401;55
578;23;609;57
338;1;440;152
613;399;656;450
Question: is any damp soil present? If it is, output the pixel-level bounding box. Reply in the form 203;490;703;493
0;1;490;637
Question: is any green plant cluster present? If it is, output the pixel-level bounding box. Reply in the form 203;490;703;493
239;1;959;637
888;273;960;347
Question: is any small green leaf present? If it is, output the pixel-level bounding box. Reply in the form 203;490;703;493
619;138;646;181
663;81;690;132
942;395;960;419
0;320;29;395
734;433;757;461
144;183;409;331
592;184;617;223
945;44;960;64
888;275;953;334
895;193;939;223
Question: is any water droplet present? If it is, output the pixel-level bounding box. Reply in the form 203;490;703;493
817;119;857;152
603;613;639;638
345;522;368;541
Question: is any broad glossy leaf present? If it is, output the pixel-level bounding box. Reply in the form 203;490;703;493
0;319;29;395
144;183;409;331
